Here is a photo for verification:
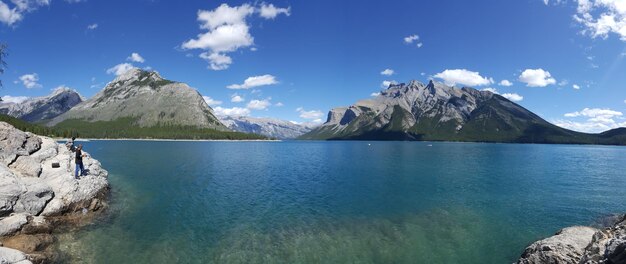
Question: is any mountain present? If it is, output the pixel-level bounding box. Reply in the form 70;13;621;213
300;80;626;145
219;116;317;139
48;69;264;140
0;88;83;123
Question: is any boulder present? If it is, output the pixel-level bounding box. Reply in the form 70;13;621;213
518;215;626;264
0;214;28;237
8;157;41;178
0;170;22;217
0;247;32;264
0;123;41;166
11;181;53;216
517;226;598;264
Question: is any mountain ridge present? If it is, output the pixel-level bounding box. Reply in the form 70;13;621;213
300;80;626;145
219;116;317;139
0;88;83;123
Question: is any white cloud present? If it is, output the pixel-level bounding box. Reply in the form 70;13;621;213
481;87;523;102
0;0;51;26
127;52;145;63
381;80;398;89
258;3;290;19
564;108;622;118
230;94;244;103
87;23;98;30
370;92;381;97
203;96;222;107
380;69;394;76
573;84;581;89
518;68;556;87
247;99;271;110
182;3;288;70
499;80;513;86
296;107;324;120
481;87;499;93
404;34;419;43
106;63;136;76
558;79;569;86
555;107;626;133
213;106;250;116
553;119;626;133
573;0;626;41
199;52;232;70
18;73;42;89
227;74;278;89
1;95;29;104
403;34;423;47
544;0;565;5
433;69;494;87
624;99;626;104
274;102;283;107
501;93;524;102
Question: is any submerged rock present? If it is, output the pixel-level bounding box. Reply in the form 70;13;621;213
517;214;626;264
0;122;109;262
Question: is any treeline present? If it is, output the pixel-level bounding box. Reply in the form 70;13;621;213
53;118;268;140
0;114;77;137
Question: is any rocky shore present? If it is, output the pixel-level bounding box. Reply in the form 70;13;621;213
517;214;626;263
0;122;109;263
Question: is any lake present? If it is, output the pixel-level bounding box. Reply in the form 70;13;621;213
56;141;626;263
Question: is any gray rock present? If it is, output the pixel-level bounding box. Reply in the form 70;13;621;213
517;226;598;264
580;216;626;263
0;124;41;166
0;246;32;264
8;157;41;178
518;214;626;264
0;169;22;217
11;181;53;216
0;214;28;237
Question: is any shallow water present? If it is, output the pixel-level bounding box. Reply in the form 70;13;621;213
56;141;626;263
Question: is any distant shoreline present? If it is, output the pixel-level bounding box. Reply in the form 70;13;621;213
54;138;281;142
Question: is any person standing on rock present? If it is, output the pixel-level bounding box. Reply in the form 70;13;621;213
75;144;86;179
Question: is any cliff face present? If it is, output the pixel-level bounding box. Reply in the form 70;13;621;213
0;122;109;263
517;214;626;264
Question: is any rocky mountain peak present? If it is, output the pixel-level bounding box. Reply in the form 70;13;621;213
110;69;168;87
50;68;226;130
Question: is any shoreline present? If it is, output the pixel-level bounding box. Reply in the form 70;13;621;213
54;138;282;142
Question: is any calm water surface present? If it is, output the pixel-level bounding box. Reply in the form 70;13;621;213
57;141;626;263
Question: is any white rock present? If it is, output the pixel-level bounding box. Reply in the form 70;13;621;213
517;226;598;264
0;246;32;264
0;213;28;236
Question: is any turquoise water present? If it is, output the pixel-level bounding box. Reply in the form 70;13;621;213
57;141;626;263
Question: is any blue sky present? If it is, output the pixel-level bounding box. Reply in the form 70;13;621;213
1;0;626;132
